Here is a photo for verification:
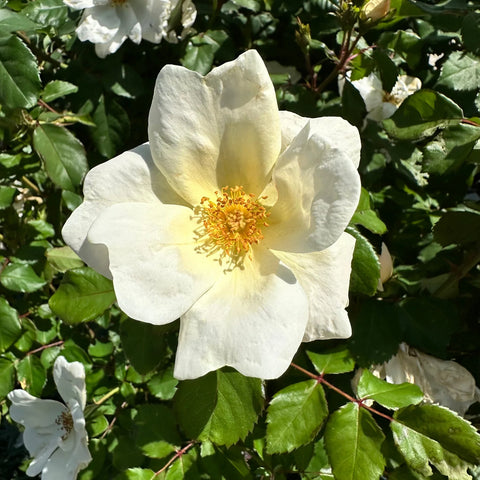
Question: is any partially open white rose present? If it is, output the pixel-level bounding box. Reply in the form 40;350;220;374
63;50;361;380
8;356;91;480
64;0;196;58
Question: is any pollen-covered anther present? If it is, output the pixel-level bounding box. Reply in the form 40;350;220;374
55;410;74;441
195;186;269;261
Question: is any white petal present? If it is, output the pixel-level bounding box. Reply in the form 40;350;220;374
62;143;183;278
272;232;355;341
8;391;65;429
351;73;384;113
64;0;97;9
76;6;120;44
87;202;221;325
53;357;86;410
266;118;361;253
130;0;170;43
42;439;91;480
148;50;281;205
366;102;397;121
115;2;141;44
174;248;309;380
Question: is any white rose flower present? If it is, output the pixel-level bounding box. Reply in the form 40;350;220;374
371;343;480;415
64;0;197;58
8;356;91;480
341;72;422;122
63;50;361;380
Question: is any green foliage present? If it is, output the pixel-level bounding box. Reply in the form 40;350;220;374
392;405;480;478
325;403;385;480
266;380;328;453
175;369;264;447
49;267;116;324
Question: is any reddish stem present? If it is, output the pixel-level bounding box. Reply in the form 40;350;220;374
290;363;394;422
154;441;195;476
27;340;64;356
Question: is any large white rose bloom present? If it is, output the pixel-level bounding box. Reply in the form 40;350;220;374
371;343;480;415
63;50;361;380
8;356;91;480
64;0;196;58
340;72;422;122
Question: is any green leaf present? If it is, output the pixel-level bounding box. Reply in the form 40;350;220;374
41;80;78;102
17;355;46;397
120;318;168;375
22;0;68;29
342;80;367;128
423;124;480;174
325;403;385;480
378;30;422;68
0;9;39;32
175;369;264;446
181;30;230;75
266;380;328;453
0;263;46;292
392;404;480;478
383;90;463;140
147;366;178;400
0;185;16;209
307;348;356;375
91;96;130;158
349;300;403;367
0;33;41;109
46;246;84;272
49;267;116;324
346;226;380;296
135;404;181;459
373;49;398;92
165;449;198;480
351;188;387;235
437;51;480;91
433;210;480;246
33;124;88;191
0;298;21;352
356;369;423;409
0;357;15;399
115;469;155;480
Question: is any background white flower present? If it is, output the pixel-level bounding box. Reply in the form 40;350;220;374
64;0;197;58
8;356;91;480
340;72;422;122
62;50;361;380
371;343;480;415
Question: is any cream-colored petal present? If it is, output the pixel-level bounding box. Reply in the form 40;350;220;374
272;232;355;341
64;0;106;9
53;357;86;410
380;344;480;415
148;50;281;205
87;202;221;325
62;143;184;278
265;118;361;253
278;111;361;167
174;247;309;380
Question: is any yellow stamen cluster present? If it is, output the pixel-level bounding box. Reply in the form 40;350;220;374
110;0;128;5
195;186;269;265
56;411;74;441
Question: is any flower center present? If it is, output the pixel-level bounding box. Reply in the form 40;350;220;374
55;410;74;441
110;0;128;5
194;186;269;267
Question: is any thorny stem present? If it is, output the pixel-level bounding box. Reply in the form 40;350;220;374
461;118;480;127
290;363;394;422
27;340;64;356
314;30;363;95
154;441;195;476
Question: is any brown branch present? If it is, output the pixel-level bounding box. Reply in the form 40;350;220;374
154;441;195;476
